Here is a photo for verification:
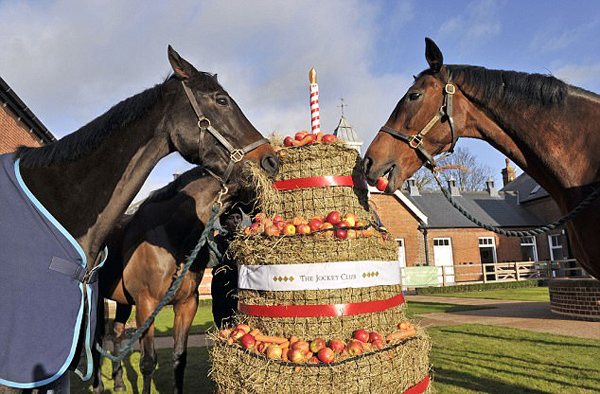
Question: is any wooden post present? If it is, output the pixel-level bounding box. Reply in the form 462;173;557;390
547;261;552;280
482;264;487;284
515;262;521;281
442;266;446;287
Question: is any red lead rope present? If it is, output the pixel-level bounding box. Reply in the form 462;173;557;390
238;293;404;318
273;175;368;190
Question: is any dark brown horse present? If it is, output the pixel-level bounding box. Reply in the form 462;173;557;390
0;46;277;393
93;167;238;394
364;38;600;280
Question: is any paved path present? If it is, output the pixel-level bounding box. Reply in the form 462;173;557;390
406;295;600;340
106;296;599;352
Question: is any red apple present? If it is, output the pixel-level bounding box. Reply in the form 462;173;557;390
219;329;232;339
295;131;309;141
283;136;294;147
353;329;369;343
291;340;310;355
326;211;341;225
308;356;321;364
372;339;386;350
254;213;267;223
264;225;281;237
335;229;348;240
248;222;263;234
257;342;270;354
266;344;282;360
230;328;246;342
322;134;337;143
337;220;350;228
276;221;286;231
235;324;251;334
309;338;326;354
346;340;363;356
282;223;296;236
319;222;334;237
272;215;284;223
296;223;311;235
375;176;389;191
317;347;335;364
369;332;383;343
288;349;305;364
240;334;256;350
307;218;323;232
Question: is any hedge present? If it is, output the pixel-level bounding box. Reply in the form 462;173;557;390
414;280;544;295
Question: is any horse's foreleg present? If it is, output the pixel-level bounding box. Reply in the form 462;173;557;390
136;298;158;394
172;295;199;394
111;303;131;392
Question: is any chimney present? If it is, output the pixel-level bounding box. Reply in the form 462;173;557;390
486;178;499;197
173;171;181;180
447;177;460;196
502;158;516;187
406;177;420;196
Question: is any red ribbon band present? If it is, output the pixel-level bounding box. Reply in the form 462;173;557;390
403;374;430;394
273;175;367;191
238;293;404;318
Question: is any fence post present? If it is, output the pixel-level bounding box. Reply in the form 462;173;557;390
442;266;446;287
547;261;552;280
515;262;520;281
482;264;487;284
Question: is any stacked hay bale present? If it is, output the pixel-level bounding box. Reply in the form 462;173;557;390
210;141;431;393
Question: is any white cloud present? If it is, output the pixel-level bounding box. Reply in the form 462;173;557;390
553;63;600;89
437;0;501;49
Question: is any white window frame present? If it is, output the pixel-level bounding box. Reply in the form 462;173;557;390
548;234;564;261
396;238;406;268
478;237;498;264
520;236;538;261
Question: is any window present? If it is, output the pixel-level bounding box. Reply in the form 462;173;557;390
478;237;497;264
396;238;406;268
520;236;538;261
548;234;565;260
433;238;450;247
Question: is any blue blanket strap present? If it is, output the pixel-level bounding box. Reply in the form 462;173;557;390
49;257;99;283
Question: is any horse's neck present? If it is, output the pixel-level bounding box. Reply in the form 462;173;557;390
20;119;171;264
471;89;600;193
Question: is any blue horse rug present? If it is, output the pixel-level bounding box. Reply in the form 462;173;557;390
0;153;103;388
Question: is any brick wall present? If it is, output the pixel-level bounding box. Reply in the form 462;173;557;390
549;278;600;321
0;105;43;154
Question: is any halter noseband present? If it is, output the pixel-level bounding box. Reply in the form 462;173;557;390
181;81;269;183
379;80;458;170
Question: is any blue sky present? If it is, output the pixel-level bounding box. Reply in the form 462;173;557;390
1;0;599;201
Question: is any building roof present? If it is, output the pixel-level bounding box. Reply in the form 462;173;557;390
500;172;550;203
389;188;545;229
333;115;362;143
0;76;56;144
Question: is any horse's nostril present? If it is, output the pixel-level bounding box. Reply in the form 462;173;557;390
363;156;373;174
261;155;280;177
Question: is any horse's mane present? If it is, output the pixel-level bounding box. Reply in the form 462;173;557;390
143;166;207;205
441;65;569;108
16;71;222;168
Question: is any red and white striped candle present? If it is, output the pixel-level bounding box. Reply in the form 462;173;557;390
309;67;321;134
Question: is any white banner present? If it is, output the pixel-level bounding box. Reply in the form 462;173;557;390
238;260;401;291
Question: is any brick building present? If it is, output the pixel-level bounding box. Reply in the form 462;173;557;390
1;76;55;154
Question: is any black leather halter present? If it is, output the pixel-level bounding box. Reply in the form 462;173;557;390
181;81;269;182
379;81;458;169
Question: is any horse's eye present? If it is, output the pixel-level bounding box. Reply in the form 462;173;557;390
216;96;229;106
409;92;422;101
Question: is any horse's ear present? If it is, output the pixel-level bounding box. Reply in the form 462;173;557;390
425;37;443;73
168;45;197;80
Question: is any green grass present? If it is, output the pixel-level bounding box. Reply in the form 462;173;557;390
75;324;600;393
426;287;550;302
405;301;490;318
428;324;600;393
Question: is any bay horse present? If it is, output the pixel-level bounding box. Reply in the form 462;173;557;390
363;38;600;280
93;166;237;394
0;46;278;393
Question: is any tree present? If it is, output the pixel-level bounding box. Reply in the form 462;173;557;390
406;147;495;192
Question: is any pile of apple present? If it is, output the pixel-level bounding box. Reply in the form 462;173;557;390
219;321;416;365
283;131;338;147
243;211;375;240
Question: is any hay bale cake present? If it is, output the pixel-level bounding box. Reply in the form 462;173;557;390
210;139;431;394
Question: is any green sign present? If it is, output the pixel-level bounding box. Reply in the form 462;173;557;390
403;266;439;287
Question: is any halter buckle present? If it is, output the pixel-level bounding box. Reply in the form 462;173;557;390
445;84;456;95
409;134;423;149
230;149;244;163
197;117;210;130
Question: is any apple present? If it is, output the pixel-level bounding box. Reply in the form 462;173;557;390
308;356;320;364
319;222;334;237
325;211;341;225
257;342;270;354
343;213;357;227
309;338;326;354
282;223;296;236
219;329;232;339
353;329;369;343
311;215;324;222
288;349;305;364
240;334;256;350
266;344;282;360
254;213;267;223
276;221;286;231
283;136;295;147
289;335;299;344
309;134;318;144
335;229;348;240
248;222;263;234
322;134;337;143
235;324;251;334
230;328;246;341
307;218;323;232
398;321;410;331
346;229;358;240
296;223;311;235
372;339;386;350
337;220;350;228
375;176;389;191
369;332;383;343
272;215;284;223
291;340;310;355
346;341;363;356
295;131;309;141
317;347;335;364
264;225;281;237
